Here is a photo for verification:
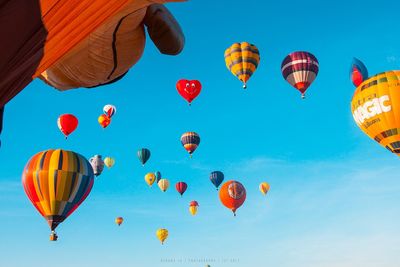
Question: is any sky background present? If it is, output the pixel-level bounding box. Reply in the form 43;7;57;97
1;0;400;266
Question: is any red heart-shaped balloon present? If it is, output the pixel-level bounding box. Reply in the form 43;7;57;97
176;79;202;105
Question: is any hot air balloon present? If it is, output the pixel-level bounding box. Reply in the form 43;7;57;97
138;148;151;166
350;58;368;87
22;149;94;241
175;182;187;196
156;228;169;244
0;1;186;148
103;104;117;118
181;132;200;157
104;157;115;169
155;171;162;183
57;114;78;138
259;182;270;195
351;71;400;156
145;173;156;187
189;200;199;216
281;51;319;99
224;42;260;89
158;178;170;192
115;217;124;226
210;171;224;190
98;114;111;128
89;155;105;177
176;79;202;105
219;180;246;216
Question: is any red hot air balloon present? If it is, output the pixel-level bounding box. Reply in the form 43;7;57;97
175;182;188;197
176;79;202;105
57;114;78;138
281;51;319;99
219;180;246;216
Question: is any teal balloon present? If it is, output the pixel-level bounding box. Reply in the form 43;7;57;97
137;148;151;166
155;171;162;183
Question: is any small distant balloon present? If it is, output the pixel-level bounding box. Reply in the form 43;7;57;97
57;114;78;138
259;182;270;195
115;217;123;226
181;132;200;157
189;200;199;216
176;79;202;105
210;171;224;190
103;104;117;118
104;157;115;168
350;58;368;87
137;148;151;166
145;173;156;187
89;155;105;176
98;114;111;128
155;171;162;183
175;182;188;196
158;178;170;192
156;228;169;244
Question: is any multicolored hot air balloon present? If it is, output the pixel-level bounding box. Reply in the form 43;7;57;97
22;149;94;241
189;200;199;216
103;104;117;118
224;42;260;89
175;182;187;196
137;148;151;166
104;157;115;169
155;171;162;183
98;114;111;128
219;180;246;216
158;178;170;192
145;173;156;187
181;132;200;157
281;51;319;99
115;217;124;226
351;71;400;156
210;171;224;190
57;114;78;138
350;58;368;87
156;228;169;244
259;182;270;196
89;155;105;177
176;79;202;105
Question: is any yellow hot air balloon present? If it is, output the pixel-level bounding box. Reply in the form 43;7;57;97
158;178;170;192
259;182;270;195
224;42;260;89
145;173;156;187
115;217;124;226
104;157;115;168
156;228;169;244
351;71;400;156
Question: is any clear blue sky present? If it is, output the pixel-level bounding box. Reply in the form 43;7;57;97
1;1;400;266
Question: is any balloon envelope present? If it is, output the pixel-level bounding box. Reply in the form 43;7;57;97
350;58;368;87
57;114;78;138
137;148;151;165
115;217;124;226
98;114;111;128
175;182;187;196
158;179;170;192
259;182;270;195
181;132;200;156
176;79;202;105
224;42;260;88
156;228;169;244
89;155;105;176
351;71;400;156
145;173;156;187
22;149;94;239
104;157;115;168
210;171;224;190
281;51;319;98
103;104;117;118
219;180;246;216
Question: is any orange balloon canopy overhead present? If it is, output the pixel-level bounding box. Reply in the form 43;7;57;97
0;0;185;107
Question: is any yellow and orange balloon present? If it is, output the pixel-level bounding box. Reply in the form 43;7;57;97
115;217;124;226
351;71;400;156
156;228;169;244
259;182;270;195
